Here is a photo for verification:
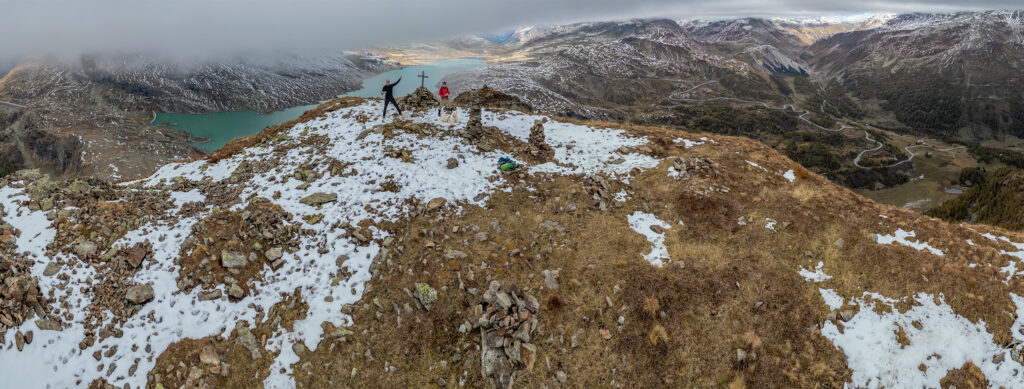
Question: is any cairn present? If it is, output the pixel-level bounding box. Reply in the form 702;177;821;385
670;156;718;179
467;281;541;388
464;106;486;144
526;118;554;160
397;87;439;110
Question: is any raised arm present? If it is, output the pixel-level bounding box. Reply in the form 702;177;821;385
392;77;401;86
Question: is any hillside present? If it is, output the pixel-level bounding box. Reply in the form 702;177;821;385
928;167;1024;231
2;91;1024;388
442;19;777;118
0;53;398;114
807;10;1024;139
0;53;399;180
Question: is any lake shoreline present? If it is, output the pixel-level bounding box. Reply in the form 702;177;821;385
151;58;486;152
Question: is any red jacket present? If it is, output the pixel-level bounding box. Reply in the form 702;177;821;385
439;86;450;99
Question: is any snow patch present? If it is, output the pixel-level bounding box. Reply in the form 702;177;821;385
875;229;944;257
821;292;1024;388
783;169;796;182
627;212;671;267
673;138;704;148
799;261;831;282
818;288;844;310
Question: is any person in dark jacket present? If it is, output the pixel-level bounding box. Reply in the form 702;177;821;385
381;76;402;119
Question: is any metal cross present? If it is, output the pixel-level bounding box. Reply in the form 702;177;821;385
418;71;429;88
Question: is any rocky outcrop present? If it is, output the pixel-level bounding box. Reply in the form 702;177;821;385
453;86;532;113
18;128;83;176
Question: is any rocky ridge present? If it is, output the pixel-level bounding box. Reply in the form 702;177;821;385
1;92;1024;388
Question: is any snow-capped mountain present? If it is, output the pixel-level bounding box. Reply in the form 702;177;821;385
808;10;1024;138
0;52;399;180
1;52;399;114
445;19;783;118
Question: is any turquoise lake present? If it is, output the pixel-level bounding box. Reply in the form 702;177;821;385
152;58;486;152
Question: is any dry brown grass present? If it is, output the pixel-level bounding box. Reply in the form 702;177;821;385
284;133;861;387
127;105;1024;387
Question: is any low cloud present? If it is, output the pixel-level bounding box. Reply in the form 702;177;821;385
1;0;1020;63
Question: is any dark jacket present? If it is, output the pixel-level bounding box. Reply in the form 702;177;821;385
382;78;401;99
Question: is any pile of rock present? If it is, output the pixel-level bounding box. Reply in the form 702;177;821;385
464;106;486;145
671;157;718;179
453;86;533;113
88;242;156;321
177;198;301;298
0;253;49;345
583;176;616;211
526;118;554;160
397;87;440;110
465;281;540;388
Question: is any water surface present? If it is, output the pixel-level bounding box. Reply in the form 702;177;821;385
153;58;485;151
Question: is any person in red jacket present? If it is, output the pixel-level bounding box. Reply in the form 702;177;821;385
438;82;451;117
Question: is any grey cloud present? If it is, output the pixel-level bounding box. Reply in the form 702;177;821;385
0;0;1020;62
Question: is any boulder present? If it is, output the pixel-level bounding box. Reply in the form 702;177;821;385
235;327;263;360
300;192;337;207
199;345;220;365
75;240;98;257
427;197;446;212
221;250;248;268
126;284;155;304
265;247;283;261
126;244;148;268
414;283;438;310
228;283;245;299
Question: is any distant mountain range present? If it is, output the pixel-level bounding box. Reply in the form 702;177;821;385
0;52;398;179
443;11;1024;142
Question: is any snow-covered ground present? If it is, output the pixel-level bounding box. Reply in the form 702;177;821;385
800;231;1024;388
0;101;680;388
820;290;1024;388
627;211;671;267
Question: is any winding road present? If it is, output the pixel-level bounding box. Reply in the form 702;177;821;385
853;131;967;169
667;80;964;170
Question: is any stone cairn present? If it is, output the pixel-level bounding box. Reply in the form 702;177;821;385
398;87;440;110
583;175;615;211
464;106;486;144
526;118;554;160
671;156;718;179
467;281;540;388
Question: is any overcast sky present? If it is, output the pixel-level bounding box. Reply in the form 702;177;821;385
0;0;1020;62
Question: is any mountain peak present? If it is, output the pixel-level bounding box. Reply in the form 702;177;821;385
4;89;1024;388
